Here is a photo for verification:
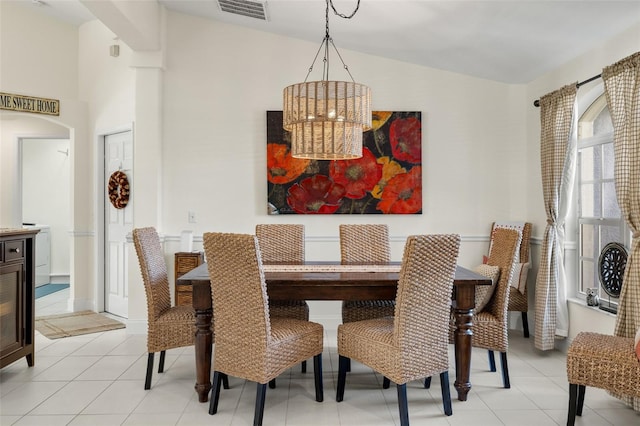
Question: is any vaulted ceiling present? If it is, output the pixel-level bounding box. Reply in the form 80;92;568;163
15;0;640;84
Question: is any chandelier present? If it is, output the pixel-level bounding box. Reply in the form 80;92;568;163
283;0;371;160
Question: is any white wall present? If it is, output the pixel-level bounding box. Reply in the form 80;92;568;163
22;138;71;278
161;12;525;249
0;116;69;227
0;2;79;100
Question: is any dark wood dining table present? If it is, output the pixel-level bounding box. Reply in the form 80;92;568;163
177;261;491;403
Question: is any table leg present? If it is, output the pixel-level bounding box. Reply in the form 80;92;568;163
453;283;475;401
193;284;213;403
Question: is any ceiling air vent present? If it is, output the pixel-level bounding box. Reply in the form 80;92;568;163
217;0;268;21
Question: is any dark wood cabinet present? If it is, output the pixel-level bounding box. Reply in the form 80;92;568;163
174;252;203;306
1;228;38;369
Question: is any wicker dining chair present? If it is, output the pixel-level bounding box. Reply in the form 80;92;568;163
474;228;520;388
336;234;461;425
339;224;395;323
255;224;310;319
566;332;640;425
132;227;197;390
203;232;324;426
490;222;533;338
256;224;310;373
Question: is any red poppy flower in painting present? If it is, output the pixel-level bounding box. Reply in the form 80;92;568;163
376;166;422;214
389;117;421;164
329;147;383;199
287;175;346;214
267;143;310;184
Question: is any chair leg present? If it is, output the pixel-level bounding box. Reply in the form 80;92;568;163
567;383;578;426
488;350;496;372
254;382;267;426
302;360;307;373
397;383;409;426
209;371;223;415
424;376;432;389
346;358;351;372
383;377;391;389
158;350;166;373
313;353;323;402
500;352;510;388
440;371;452;416
268;379;276;389
521;312;530;338
336;355;349;402
144;353;154;390
222;373;230;389
576;385;586;416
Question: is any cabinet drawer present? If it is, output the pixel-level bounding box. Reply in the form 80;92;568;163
4;240;25;262
176;256;201;275
175;285;193;307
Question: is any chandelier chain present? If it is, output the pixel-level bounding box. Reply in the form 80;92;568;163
328;0;361;19
303;0;362;84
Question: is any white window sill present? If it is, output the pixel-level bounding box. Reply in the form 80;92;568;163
567;297;618;318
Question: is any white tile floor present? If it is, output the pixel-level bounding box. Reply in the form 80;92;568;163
1;288;638;425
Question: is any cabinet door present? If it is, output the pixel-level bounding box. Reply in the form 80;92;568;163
0;263;24;358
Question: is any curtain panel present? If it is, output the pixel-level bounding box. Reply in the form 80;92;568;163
603;50;640;411
534;84;577;351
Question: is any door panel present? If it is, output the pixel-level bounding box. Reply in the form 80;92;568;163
104;131;133;318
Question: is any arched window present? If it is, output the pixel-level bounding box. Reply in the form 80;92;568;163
576;93;629;307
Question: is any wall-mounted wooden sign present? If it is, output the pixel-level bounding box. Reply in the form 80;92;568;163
0;92;60;116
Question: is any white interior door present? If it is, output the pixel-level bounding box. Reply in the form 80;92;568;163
105;131;133;318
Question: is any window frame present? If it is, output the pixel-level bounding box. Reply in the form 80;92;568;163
575;94;630;308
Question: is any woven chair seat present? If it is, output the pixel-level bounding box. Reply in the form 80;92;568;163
567;332;640;397
215;317;323;384
566;331;640;425
508;287;528;312
470;311;509;353
339;317;443;385
147;305;196;353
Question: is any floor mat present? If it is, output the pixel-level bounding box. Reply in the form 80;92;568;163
35;310;125;339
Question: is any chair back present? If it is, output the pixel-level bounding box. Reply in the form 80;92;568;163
485;228;520;321
132;227;172;322
256;224;304;264
203;232;270;377
490;222;532;263
339;224;390;264
393;234;460;355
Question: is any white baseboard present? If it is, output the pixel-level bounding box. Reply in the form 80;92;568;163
50;274;70;284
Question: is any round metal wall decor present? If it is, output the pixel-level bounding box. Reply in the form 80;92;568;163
598;242;627;298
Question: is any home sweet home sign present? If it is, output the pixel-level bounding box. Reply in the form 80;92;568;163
0;92;59;116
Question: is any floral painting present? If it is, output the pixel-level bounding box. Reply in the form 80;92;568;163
267;111;422;215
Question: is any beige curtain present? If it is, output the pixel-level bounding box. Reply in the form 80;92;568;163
534;84;577;351
603;51;640;411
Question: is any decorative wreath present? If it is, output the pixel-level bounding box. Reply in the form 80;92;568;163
108;170;130;209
